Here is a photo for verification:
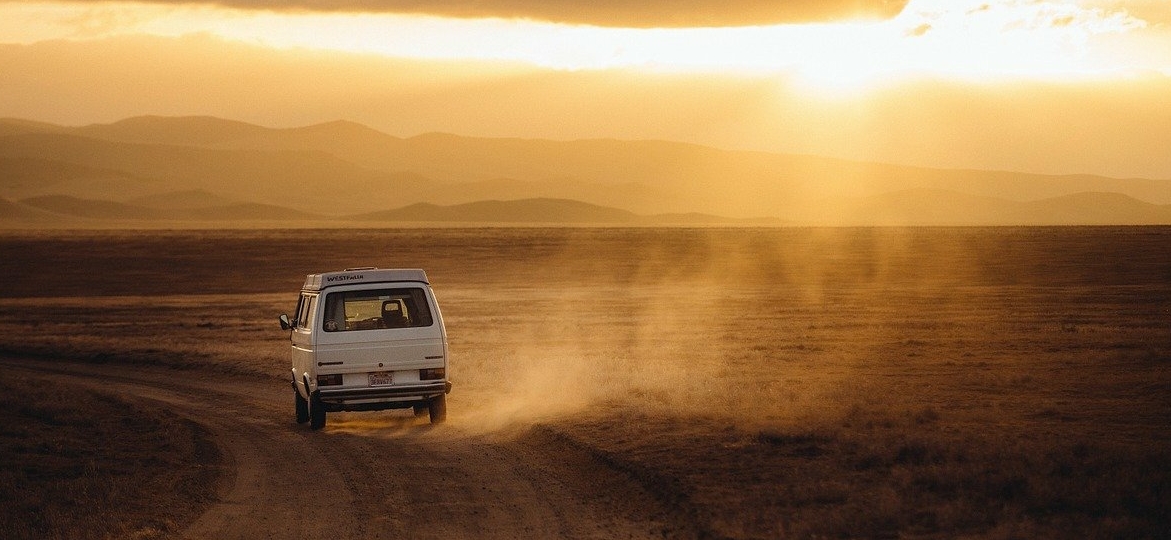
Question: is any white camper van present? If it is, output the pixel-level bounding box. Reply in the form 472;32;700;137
279;268;450;429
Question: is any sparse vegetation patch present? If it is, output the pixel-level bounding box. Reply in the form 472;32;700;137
0;372;223;540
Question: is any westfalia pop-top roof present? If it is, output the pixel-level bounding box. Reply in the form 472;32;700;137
301;268;429;291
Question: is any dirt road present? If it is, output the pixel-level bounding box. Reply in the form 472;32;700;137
6;359;686;540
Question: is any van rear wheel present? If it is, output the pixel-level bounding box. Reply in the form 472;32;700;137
309;391;326;430
294;388;309;424
428;394;447;424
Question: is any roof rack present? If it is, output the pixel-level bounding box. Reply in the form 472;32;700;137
302;268;429;290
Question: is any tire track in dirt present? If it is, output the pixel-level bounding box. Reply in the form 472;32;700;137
3;358;681;540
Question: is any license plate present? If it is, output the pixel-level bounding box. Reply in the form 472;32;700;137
368;371;394;386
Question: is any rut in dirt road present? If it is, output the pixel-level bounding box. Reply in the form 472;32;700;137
6;359;690;540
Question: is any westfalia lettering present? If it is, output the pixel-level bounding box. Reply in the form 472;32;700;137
325;274;364;282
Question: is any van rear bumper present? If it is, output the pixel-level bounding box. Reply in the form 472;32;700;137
319;381;451;403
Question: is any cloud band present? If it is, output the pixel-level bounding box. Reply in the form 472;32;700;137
37;0;909;27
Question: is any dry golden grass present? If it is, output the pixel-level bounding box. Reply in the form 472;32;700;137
0;372;222;540
0;227;1168;538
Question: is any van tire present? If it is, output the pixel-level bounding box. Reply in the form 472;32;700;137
309;391;326;430
295;388;310;424
428;394;447;424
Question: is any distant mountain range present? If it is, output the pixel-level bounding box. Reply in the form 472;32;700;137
2;115;1170;226
6;193;764;225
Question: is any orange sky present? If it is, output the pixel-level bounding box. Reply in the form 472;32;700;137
1;0;1170;179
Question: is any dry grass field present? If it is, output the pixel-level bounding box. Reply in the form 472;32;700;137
1;227;1169;538
0;373;222;540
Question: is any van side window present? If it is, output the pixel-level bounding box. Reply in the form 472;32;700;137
322;288;434;331
296;293;317;330
292;295;305;326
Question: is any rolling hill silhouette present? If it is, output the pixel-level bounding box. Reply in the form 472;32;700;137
347;198;755;224
7;194;752;225
2;115;1169;226
21;195;169;220
126;189;237;210
0;196;67;224
352;199;638;223
15;194;324;222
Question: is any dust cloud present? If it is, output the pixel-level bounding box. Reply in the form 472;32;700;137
436;227;993;433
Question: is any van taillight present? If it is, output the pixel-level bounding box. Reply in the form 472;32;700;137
420;368;445;380
317;374;343;386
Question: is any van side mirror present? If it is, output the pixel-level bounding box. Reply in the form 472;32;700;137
279;313;292;331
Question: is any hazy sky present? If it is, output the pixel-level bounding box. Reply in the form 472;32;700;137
2;0;1170;179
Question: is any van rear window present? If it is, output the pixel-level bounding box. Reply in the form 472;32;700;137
321;288;434;332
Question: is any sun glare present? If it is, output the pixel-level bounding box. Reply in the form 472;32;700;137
0;0;1163;93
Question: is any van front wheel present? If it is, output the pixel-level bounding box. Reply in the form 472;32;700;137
428;394;447;424
294;388;309;424
309;391;326;430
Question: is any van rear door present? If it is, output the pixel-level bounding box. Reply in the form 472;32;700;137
313;284;447;384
